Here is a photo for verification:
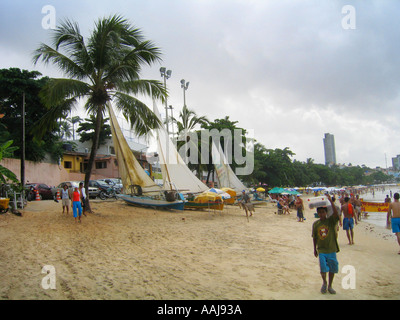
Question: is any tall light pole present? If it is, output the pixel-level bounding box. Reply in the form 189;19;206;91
180;79;189;107
168;105;175;140
21;92;25;191
160;67;172;133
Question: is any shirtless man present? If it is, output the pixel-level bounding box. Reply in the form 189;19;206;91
353;195;363;221
341;196;357;245
387;192;400;254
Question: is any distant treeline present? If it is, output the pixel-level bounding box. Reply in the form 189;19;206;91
241;143;391;187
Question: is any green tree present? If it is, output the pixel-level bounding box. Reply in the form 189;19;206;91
172;105;209;178
201;116;248;184
58;120;72;139
0;68;63;162
69;115;82;140
33;15;166;211
0;140;19;183
173;105;210;140
77;115;111;148
242;142;267;185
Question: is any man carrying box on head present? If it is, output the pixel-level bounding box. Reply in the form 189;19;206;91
312;194;340;294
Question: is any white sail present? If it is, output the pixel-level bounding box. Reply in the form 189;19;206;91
212;140;246;192
107;102;161;195
153;102;208;194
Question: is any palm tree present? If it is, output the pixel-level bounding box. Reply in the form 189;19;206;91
69;115;82;140
33;14;166;211
171;105;209;178
77;115;111;149
172;105;209;141
58;120;72;139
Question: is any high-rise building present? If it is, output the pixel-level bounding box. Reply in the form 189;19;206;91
392;155;400;171
323;133;336;166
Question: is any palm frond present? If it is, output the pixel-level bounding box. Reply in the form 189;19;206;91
52;18;94;76
39;78;90;108
114;79;167;103
89;14;134;70
113;92;161;136
31;97;78;140
33;44;89;81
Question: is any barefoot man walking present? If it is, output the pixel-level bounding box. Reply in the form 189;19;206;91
387;192;400;254
341;196;357;245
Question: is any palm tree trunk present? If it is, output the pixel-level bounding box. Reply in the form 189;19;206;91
84;110;103;213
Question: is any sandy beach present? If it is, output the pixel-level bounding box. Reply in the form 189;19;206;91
0;197;399;300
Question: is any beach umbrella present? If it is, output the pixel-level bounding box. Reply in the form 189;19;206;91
282;189;299;195
207;188;231;199
208;188;224;194
220;193;231;199
195;192;223;203
268;187;286;194
221;187;236;204
256;187;265;192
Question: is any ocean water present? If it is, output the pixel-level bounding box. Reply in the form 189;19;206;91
360;188;399;228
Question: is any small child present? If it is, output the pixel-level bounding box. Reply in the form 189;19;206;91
72;187;82;223
312;194;340;294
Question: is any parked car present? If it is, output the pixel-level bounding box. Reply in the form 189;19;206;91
98;178;123;193
51;181;100;199
86;180;113;197
26;183;54;201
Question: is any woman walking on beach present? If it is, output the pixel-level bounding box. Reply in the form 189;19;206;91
72;186;82;223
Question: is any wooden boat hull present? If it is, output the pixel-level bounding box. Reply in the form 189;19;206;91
118;194;185;210
184;201;224;211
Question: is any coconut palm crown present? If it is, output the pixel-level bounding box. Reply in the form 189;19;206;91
33;14;166;208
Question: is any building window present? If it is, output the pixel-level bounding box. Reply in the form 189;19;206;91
95;161;107;169
64;161;72;169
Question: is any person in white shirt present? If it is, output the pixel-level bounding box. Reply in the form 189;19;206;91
79;182;87;216
61;184;71;215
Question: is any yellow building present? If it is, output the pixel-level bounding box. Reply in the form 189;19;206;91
62;152;86;174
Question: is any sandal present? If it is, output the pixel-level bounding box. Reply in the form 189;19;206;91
321;284;327;294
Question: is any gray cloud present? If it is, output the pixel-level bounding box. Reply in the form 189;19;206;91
1;0;399;168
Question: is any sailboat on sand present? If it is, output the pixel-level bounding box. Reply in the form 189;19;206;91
108;102;185;210
152;102;225;210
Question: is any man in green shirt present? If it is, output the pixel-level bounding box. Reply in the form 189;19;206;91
312;194;340;294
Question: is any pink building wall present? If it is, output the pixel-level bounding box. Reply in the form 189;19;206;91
0;158;109;187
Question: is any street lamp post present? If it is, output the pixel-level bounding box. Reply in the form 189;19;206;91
160;67;172;134
168;105;175;140
180;79;189;107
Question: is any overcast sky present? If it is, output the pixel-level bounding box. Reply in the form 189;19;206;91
1;0;399;168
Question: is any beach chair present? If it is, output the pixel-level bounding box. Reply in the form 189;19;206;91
277;202;283;215
268;195;277;203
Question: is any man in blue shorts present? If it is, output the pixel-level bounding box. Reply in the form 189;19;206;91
312;194;340;294
387;192;400;254
341;196;357;245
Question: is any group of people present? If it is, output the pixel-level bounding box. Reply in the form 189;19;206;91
275;194;306;222
59;182;86;223
277;195;292;215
